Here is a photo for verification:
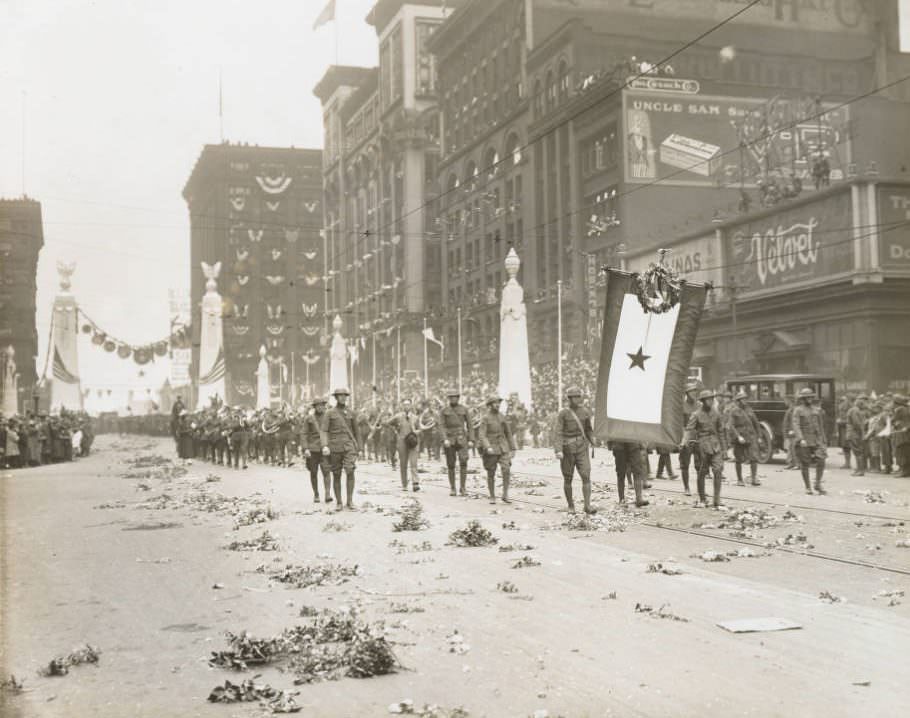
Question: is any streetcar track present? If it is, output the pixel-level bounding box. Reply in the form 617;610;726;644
355;463;910;576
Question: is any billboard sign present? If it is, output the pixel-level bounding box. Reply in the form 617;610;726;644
877;185;910;269
626;233;721;289
727;193;855;294
623;91;851;188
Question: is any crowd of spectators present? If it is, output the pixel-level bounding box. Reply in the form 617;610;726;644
0;409;95;469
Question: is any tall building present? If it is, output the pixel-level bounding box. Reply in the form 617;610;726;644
314;0;459;391
183;144;324;406
0;198;44;412
427;0;910;386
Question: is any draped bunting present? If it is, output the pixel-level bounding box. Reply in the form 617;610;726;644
301;326;321;337
80;309;185;365
265;275;284;286
232;325;250;335
301;353;320;365
303;201;319;214
236;247;250;261
238;275;250;285
233;380;254;397
266;324;284;336
270;249;282;261
266;200;281;212
230;197;246;211
255;175;292;194
285;229;299;243
52;346;80;384
304;274;320;286
199;347;226;385
303;250;317;260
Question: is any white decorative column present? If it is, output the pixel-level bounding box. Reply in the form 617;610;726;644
196;262;226;409
255;345;270;410
498;248;532;409
49;261;83;411
1;346;18;416
329;314;348;394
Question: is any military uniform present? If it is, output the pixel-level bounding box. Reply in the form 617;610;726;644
678;390;700;494
302;402;330;501
685;391;725;508
477;396;516;504
229;410;250;469
440;392;473;496
891;396;910;477
792;388;827;494
553;388;598;512
324;389;360;509
846;399;868;476
727;393;762;485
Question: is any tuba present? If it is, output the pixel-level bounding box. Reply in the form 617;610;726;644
261;411;280;435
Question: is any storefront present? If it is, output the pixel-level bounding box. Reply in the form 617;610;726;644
625;179;910;393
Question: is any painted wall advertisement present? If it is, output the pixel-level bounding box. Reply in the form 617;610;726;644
625;234;721;289
727;193;855;294
877;185;910;269
623;91;851;188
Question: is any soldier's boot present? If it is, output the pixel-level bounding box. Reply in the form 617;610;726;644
501;468;511;503
447;467;457;496
563;478;576;513
309;471;319;500
582;478;596;514
814;461;827;495
680;468;691;495
695;470;707;507
801;465;813;494
459;463;468;496
633;473;648;508
842;448;852;470
332;473;343;510
345;470;356;509
870;455;881;473
750;461;761;486
486;472;496;504
616;474;625;504
712;471;724;509
852;454;865;477
323;472;332;503
735;463;745;486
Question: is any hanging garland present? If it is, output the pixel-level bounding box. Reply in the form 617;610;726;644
632;250;683;315
79;309;191;366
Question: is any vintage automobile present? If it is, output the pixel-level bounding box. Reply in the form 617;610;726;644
724;374;837;463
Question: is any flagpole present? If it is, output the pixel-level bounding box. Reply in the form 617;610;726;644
457;307;463;395
396;324;401;404
423;316;429;401
350;348;355;410
371;332;377;408
557;279;563;410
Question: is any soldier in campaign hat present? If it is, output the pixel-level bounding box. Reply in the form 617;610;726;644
322;387;360;510
846;394;869;477
302;396;331;502
477;394;516;504
892;395;910;477
554;386;597;514
727;390;762;487
685;390;726;509
678;384;701;495
440;387;474;496
792;387;827;494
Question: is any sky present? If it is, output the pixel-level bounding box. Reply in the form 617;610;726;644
0;0;378;404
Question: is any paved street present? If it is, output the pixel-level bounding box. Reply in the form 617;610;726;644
2;435;909;718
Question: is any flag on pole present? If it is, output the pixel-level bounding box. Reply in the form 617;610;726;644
593;267;708;446
312;0;336;29
422;326;444;357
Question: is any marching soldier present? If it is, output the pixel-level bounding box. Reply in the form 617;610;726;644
836;393;852;469
554;386;596;514
440;388;473;496
418;399;440;461
394;398;421;492
609;441;648;506
678;384;700;495
302;397;331;502
322;387;360;511
846;394;869;477
477;395;516;504
382;406;399;469
685;390;726;509
891;394;910;477
229;407;250;470
355;409;372;461
792;387;827;494
728;390;762;486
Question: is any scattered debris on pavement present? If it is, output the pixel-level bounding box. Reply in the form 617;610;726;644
261;562;360;589
499;543;536;552
818;590;846;604
393;500;430;532
497;581;519;593
323;520;352;532
446;630;471;654
634;603;688;622
39;645;101;677
647;562;683;575
717;617;802;633
511;555;541;569
234;506;279;528
0;675;24;694
388;699;470;716
448;521;498;547
225;530;280;551
207;677;301;713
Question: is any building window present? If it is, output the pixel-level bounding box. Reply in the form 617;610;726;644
558;59;569;102
545;70;556;112
415;21;439;96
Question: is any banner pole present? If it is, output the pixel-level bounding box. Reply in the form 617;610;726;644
557;279;563;409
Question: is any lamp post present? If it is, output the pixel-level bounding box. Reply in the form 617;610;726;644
557;279;563;409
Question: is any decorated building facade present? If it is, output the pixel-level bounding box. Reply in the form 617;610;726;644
0;197;44;413
314;0;459;392
183;144;324;406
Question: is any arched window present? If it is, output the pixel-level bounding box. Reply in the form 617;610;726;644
505;132;522;166
484;147;499;179
545;70;556;112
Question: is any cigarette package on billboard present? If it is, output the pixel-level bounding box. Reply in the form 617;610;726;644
659;133;721;177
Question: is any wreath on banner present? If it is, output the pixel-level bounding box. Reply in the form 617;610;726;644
632;251;682;315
